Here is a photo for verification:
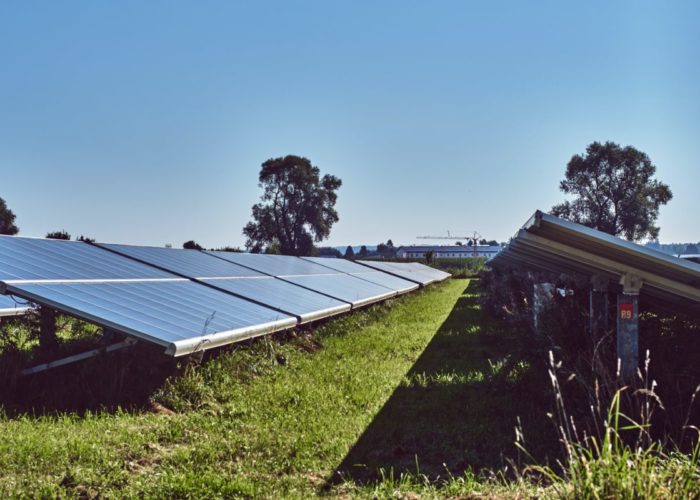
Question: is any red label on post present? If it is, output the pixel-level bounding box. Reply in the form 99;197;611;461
620;303;634;320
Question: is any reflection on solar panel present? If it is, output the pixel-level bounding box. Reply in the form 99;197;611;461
205;252;335;277
98;243;265;278
0;294;30;317
0;236;172;281
206;251;398;307
356;260;450;286
301;257;419;294
10;280;295;356
98;244;350;323
0;236;297;356
282;274;395;307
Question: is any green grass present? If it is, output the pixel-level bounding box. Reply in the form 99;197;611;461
1;279;697;498
0;280;493;497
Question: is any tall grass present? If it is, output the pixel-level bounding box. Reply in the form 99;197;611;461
516;350;700;498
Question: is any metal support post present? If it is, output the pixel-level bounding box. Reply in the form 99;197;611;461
589;275;609;338
617;273;642;383
39;306;58;351
533;283;555;333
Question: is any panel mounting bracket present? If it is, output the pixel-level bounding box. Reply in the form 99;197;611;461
21;337;138;376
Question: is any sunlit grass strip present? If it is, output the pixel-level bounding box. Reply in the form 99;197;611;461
0;280;468;498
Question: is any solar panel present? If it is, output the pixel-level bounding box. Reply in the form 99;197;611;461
204;251;338;276
0;236;172;281
301;257;419;294
404;262;452;282
201;278;350;322
0;237;300;355
7;280;296;356
96;244;351;323
98;243;265;278
282;274;396;307
490;210;700;308
356;261;437;285
207;251;397;307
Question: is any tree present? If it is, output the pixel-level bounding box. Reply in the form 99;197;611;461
456;241;463;246
0;197;19;235
46;230;71;240
76;235;95;243
552;141;672;241
317;246;342;258
243;155;342;256
358;245;369;257
183;240;203;250
344;245;355;259
377;239;397;257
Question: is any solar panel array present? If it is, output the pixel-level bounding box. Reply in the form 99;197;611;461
0;235;450;356
489;211;700;312
357;260;451;285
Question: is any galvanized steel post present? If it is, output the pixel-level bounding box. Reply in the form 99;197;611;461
39;306;58;351
617;273;642;383
589;275;609;338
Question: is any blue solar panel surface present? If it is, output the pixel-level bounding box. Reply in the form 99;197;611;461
99;244;265;278
0;236;172;281
8;280;296;356
302;257;419;294
283;274;395;307
98;244;351;322
202;278;350;322
205;251;337;276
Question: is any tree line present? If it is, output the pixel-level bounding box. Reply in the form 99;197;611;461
0;142;677;252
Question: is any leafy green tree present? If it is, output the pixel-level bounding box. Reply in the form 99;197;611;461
76;235;96;243
46;230;71;240
0;197;19;235
358;245;369;257
243;155;342;256
344;245;355;259
183;240;203;250
552;141;672;241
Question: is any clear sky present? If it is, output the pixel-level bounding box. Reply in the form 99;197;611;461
1;1;698;248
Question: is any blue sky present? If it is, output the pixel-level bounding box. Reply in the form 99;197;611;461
1;1;698;248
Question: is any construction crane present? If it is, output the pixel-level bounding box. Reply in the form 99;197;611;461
416;231;483;257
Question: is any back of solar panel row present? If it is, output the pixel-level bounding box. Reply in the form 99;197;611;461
0;237;435;356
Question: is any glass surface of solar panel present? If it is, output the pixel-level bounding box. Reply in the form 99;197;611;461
302;257;419;293
0;236;173;281
404;262;451;281
202;278;350;322
282;274;395;307
205;251;338;277
7;281;296;356
356;260;430;284
99;243;265;278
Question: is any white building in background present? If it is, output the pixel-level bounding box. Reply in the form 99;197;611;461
396;245;502;259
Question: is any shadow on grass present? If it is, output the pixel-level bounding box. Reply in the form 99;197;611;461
330;280;555;485
0;338;180;416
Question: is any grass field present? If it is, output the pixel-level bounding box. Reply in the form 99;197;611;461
0;279;537;497
2;279;696;498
